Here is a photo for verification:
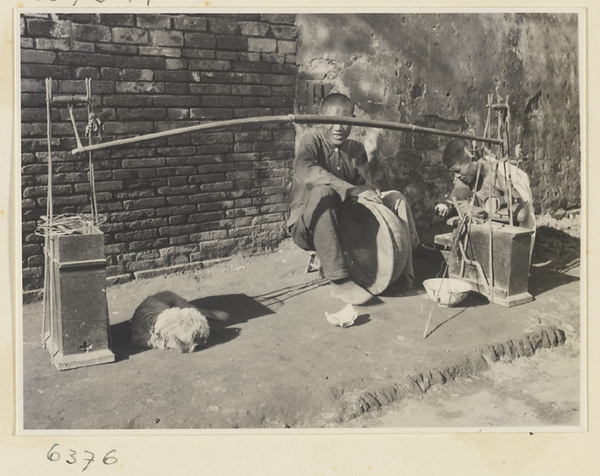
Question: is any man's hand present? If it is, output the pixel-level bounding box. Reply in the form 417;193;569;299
348;185;383;204
434;203;450;217
437;199;484;219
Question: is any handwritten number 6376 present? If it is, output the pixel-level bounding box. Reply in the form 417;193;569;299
47;444;118;472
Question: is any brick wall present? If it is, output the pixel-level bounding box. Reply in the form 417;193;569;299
20;13;299;292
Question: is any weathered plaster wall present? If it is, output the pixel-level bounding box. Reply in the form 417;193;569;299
295;13;580;241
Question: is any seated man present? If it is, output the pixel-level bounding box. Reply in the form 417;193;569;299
434;139;535;231
287;93;419;305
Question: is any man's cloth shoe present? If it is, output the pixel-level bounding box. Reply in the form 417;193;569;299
330;279;373;305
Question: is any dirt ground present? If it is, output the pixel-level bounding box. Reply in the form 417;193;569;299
20;218;581;431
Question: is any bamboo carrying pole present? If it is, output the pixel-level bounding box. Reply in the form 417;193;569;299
70;114;504;155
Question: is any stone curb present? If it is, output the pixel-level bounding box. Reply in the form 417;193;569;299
336;325;566;423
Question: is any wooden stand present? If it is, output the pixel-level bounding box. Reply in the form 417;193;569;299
44;228;115;370
435;221;534;307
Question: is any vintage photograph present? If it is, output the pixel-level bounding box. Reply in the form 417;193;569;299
17;11;582;431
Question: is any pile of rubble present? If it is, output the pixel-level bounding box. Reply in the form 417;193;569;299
536;209;581;238
532;209;581;266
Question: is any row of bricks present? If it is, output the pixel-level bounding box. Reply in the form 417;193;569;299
21;150;293;171
22;28;297;52
22;180;290;207
24;151;295;168
22;14;297;38
23;205;284;244
25;215;287;246
22;144;293;160
22;151;294;170
21;83;295;103
22;209;288;249
23;220;286;257
20;42;297;67
22;214;287;256
22;156;293;173
22;75;296;94
23;170;289;193
22;229;287;286
22;190;292;217
21;196;290;240
21;59;298;79
22;160;291;179
25;142;294;160
22;189;288;220
21;199;288;235
22;168;291;192
23;174;291;194
22;160;291;177
23;229;286;273
22;174;291;195
20;93;295;123
21;191;289;215
21;35;297;58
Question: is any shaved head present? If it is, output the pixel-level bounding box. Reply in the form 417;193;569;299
442;140;470;168
320;93;354;115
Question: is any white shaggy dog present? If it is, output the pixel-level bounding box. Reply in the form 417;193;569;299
131;291;225;353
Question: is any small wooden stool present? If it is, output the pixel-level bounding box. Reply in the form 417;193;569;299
305;252;325;278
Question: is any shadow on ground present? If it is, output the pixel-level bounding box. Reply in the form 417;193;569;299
530;226;580;296
109;281;331;361
191;293;275;325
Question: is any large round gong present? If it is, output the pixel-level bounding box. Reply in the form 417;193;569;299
338;198;410;295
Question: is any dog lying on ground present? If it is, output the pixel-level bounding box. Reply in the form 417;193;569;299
131;291;228;353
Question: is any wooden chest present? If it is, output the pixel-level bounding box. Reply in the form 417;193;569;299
45;229;115;370
434;221;534;307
